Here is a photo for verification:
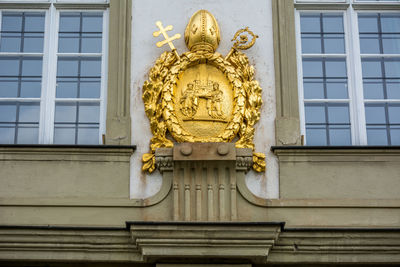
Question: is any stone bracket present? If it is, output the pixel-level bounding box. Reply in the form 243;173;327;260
129;222;282;264
155;143;255;221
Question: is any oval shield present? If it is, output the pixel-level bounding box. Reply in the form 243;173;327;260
174;63;234;138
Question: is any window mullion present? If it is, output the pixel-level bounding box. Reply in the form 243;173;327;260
38;9;49;144
344;7;357;145
349;5;368;145
0;12;3;46
41;4;58;144
295;10;307;144
99;8;108;145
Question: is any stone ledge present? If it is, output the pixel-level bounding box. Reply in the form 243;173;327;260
268;229;400;264
0;227;141;263
1;225;399;265
272;146;400;162
129;222;283;264
0;145;136;162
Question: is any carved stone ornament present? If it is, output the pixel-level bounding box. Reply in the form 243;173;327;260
142;10;265;173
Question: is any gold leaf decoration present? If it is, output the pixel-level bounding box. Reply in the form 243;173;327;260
253;152;266;173
143;23;266;173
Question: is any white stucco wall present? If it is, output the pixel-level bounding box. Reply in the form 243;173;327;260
130;0;278;199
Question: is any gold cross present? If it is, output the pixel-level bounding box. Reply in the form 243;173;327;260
153;21;181;59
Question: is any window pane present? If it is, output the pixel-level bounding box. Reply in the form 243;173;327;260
19;104;40;123
305;103;351;146
0;102;39;144
301;35;322;54
364;103;400;145
22;58;42;76
367;126;388;145
78;103;99;123
81;58;101;76
82;13;102;32
305;104;326;124
54;126;76;144
0;126;15;144
329;126;351;145
23;33;44;53
55;103;77;123
1;12;44;53
390;126;400;145
388;104;400;124
301;14;321;33
362;59;382;78
381;14;400;33
300;13;344;54
0;78;18;97
328;105;350;124
303;59;347;79
0;57;19;76
57;57;101;77
59;13;80;32
360;34;381;54
358;14;379;33
303;59;323;77
325;59;347;77
54;102;100;144
365;104;386;124
17;126;38;144
24;13;45;32
384;59;400;77
382;34;400;54
387;80;400;99
81;35;102;53
77;126;98;144
324;35;345;54
58;33;80;53
80;79;100;98
323;14;343;33
363;79;384;99
56;79;78;98
2;12;23;32
0;103;17;122
57;58;79;77
20;78;41;98
58;12;103;53
56;78;101;99
0;33;21;52
304;79;324;99
306;126;327;146
359;13;400;55
326;79;348;99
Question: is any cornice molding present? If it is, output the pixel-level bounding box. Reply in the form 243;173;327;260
129;222;282;264
1;225;399;264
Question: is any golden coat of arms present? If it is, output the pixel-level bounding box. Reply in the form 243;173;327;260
142;10;265;173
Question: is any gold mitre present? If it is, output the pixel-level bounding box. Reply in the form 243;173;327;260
184;10;221;52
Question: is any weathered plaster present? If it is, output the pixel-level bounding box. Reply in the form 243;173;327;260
130;0;278;199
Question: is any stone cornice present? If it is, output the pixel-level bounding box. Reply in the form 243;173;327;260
1;225;399;265
272;146;400;161
268;229;400;264
129;222;283;264
0;145;136;162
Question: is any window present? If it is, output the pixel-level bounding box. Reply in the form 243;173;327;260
296;0;400;145
0;1;108;144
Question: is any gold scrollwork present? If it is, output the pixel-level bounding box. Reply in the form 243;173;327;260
231;27;259;50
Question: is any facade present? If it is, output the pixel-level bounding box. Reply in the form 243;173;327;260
0;0;399;266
